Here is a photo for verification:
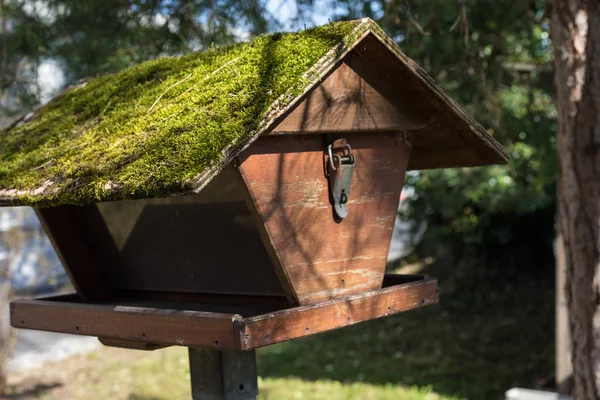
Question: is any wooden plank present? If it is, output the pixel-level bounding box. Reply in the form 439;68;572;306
35;205;115;302
237;132;411;304
10;297;240;350
269;57;428;134
237;276;438;350
114;290;290;311
235;166;300;305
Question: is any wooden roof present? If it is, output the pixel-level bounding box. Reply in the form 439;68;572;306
0;18;506;207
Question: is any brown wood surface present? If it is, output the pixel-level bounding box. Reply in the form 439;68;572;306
266;34;507;170
238;133;411;305
114;290;290;311
237;276;437;350
189;348;258;400
11;295;239;349
98;338;168;351
10;275;437;351
95;166;286;298
269;56;428;134
35;205;116;302
236;168;298;305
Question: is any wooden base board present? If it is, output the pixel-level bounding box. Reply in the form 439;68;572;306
10;274;438;351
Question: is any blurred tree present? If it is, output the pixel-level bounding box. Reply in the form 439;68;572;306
326;1;557;269
550;1;600;399
0;0;289;120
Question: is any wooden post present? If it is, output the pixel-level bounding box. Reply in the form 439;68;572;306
188;348;258;400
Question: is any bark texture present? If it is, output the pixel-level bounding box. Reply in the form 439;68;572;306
551;1;600;399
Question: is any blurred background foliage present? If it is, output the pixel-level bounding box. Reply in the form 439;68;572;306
370;0;557;260
1;0;557;267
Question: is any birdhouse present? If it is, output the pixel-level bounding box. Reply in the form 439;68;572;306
3;18;506;399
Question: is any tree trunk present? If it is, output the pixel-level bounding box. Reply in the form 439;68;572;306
550;1;600;399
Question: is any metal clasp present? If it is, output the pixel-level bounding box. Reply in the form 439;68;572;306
326;141;355;220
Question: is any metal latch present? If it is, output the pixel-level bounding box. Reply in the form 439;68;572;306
326;141;355;220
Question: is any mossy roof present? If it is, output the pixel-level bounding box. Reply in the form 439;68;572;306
0;18;506;207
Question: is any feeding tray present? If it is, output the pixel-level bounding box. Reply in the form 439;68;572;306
12;274;436;350
3;19;505;351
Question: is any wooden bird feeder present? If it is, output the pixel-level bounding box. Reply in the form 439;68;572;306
3;19;506;399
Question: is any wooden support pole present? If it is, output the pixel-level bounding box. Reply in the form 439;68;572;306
188;348;258;400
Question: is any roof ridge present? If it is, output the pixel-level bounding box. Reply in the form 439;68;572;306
187;18;377;194
357;22;508;161
0;19;507;207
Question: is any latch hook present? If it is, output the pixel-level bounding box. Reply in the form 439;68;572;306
326;141;355;220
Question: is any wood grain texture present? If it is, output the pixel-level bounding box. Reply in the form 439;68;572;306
238;133;411;305
11;295;239;349
266;34;507;170
238;275;438;350
189;348;259;400
10;275;437;351
269;57;428;134
35;205;116;302
550;4;600;398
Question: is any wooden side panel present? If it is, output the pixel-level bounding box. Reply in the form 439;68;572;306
269;56;428;134
95;166;287;298
237;132;411;305
35;205;116;302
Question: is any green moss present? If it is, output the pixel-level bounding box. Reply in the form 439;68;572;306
0;19;376;207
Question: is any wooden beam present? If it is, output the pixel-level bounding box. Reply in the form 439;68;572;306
11;296;240;349
237;275;437;350
189;348;258;400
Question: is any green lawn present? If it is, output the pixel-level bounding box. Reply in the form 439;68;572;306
6;257;554;400
257;256;555;399
6;346;461;400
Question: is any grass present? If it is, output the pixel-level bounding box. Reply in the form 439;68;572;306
6;347;461;400
5;255;554;400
